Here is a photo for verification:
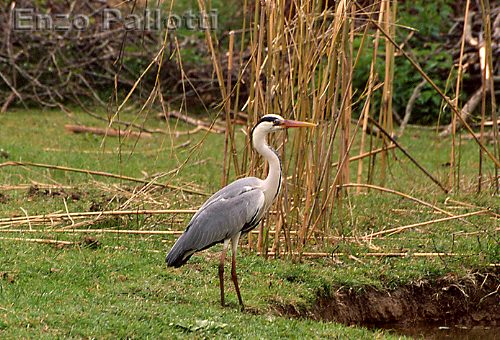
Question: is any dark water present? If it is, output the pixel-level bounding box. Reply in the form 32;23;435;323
381;324;500;340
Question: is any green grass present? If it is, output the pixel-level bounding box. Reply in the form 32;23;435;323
0;235;389;339
0;108;498;338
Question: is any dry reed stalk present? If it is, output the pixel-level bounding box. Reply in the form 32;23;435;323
0;229;184;235
477;0;498;193
444;198;500;218
337;0;353;195
356;3;500;169
376;0;396;186
356;3;383;193
245;0;268;253
0;209;196;226
222;31;236;186
339;183;457;218
3;228;448;246
0;184;73;191
0;229;284;236
450;0;472;193
104;245;162;253
300;1;352;256
259;251;468;258
445;197;483;209
197;0;226;98
0;237;75;246
362;209;490;239
111;46;166;121
270;213;283;255
304;113;371;245
453;228;500;237
0;161;206;195
482;5;499;194
368;117;448;193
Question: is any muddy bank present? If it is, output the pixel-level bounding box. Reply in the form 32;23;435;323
277;269;499;329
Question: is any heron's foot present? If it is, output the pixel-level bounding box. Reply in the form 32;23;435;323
219;300;243;310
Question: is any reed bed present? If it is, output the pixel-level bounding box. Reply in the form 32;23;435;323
197;0;498;258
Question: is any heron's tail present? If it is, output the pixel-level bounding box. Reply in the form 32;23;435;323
166;235;195;268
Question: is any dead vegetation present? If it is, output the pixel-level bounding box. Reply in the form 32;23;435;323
0;1;157;110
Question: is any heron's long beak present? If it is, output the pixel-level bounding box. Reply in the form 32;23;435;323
282;119;317;128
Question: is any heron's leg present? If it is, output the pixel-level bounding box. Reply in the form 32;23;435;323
219;239;230;307
230;232;244;310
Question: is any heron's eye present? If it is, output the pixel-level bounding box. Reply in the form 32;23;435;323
273;119;281;126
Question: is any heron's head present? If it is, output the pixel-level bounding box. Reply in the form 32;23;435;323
254;114;316;132
251;114;316;145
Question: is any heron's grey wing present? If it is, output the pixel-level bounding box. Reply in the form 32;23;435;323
166;185;265;267
195;177;262;216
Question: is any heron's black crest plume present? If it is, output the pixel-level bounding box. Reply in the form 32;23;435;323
257;115;280;124
250;115;282;145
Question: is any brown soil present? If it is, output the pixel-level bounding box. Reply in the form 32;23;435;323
27;185;81;201
277;269;499;329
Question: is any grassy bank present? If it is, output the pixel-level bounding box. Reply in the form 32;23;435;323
0;108;498;338
1;236;392;338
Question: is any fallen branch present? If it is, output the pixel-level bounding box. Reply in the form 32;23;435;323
42;141;191;155
475;119;500;127
80;109;172;136
65;124;152;139
1;92;16;113
460;130;499;141
398;79;427;137
159;111;225;133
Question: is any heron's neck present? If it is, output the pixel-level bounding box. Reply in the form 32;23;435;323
253;134;282;202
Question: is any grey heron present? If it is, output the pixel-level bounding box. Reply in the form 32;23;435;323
166;114;315;309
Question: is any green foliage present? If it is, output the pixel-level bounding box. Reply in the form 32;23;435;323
353;0;456;124
400;1;453;38
170;0;244;66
